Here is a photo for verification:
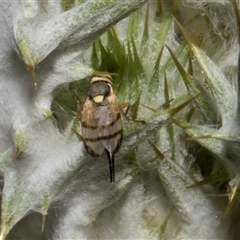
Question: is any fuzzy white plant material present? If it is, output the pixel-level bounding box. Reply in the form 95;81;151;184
0;0;239;239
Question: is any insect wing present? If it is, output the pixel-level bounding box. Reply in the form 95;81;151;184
82;92;123;156
97;92;123;154
82;98;105;156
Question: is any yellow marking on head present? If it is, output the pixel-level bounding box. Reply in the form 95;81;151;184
93;95;104;103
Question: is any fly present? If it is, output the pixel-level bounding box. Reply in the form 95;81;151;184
81;75;123;183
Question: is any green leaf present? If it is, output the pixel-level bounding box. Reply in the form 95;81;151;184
140;3;150;55
173;16;236;125
127;10;141;40
152;14;173;54
166;44;218;124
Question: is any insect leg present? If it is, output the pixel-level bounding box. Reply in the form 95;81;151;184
106;149;115;183
120;102;146;124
